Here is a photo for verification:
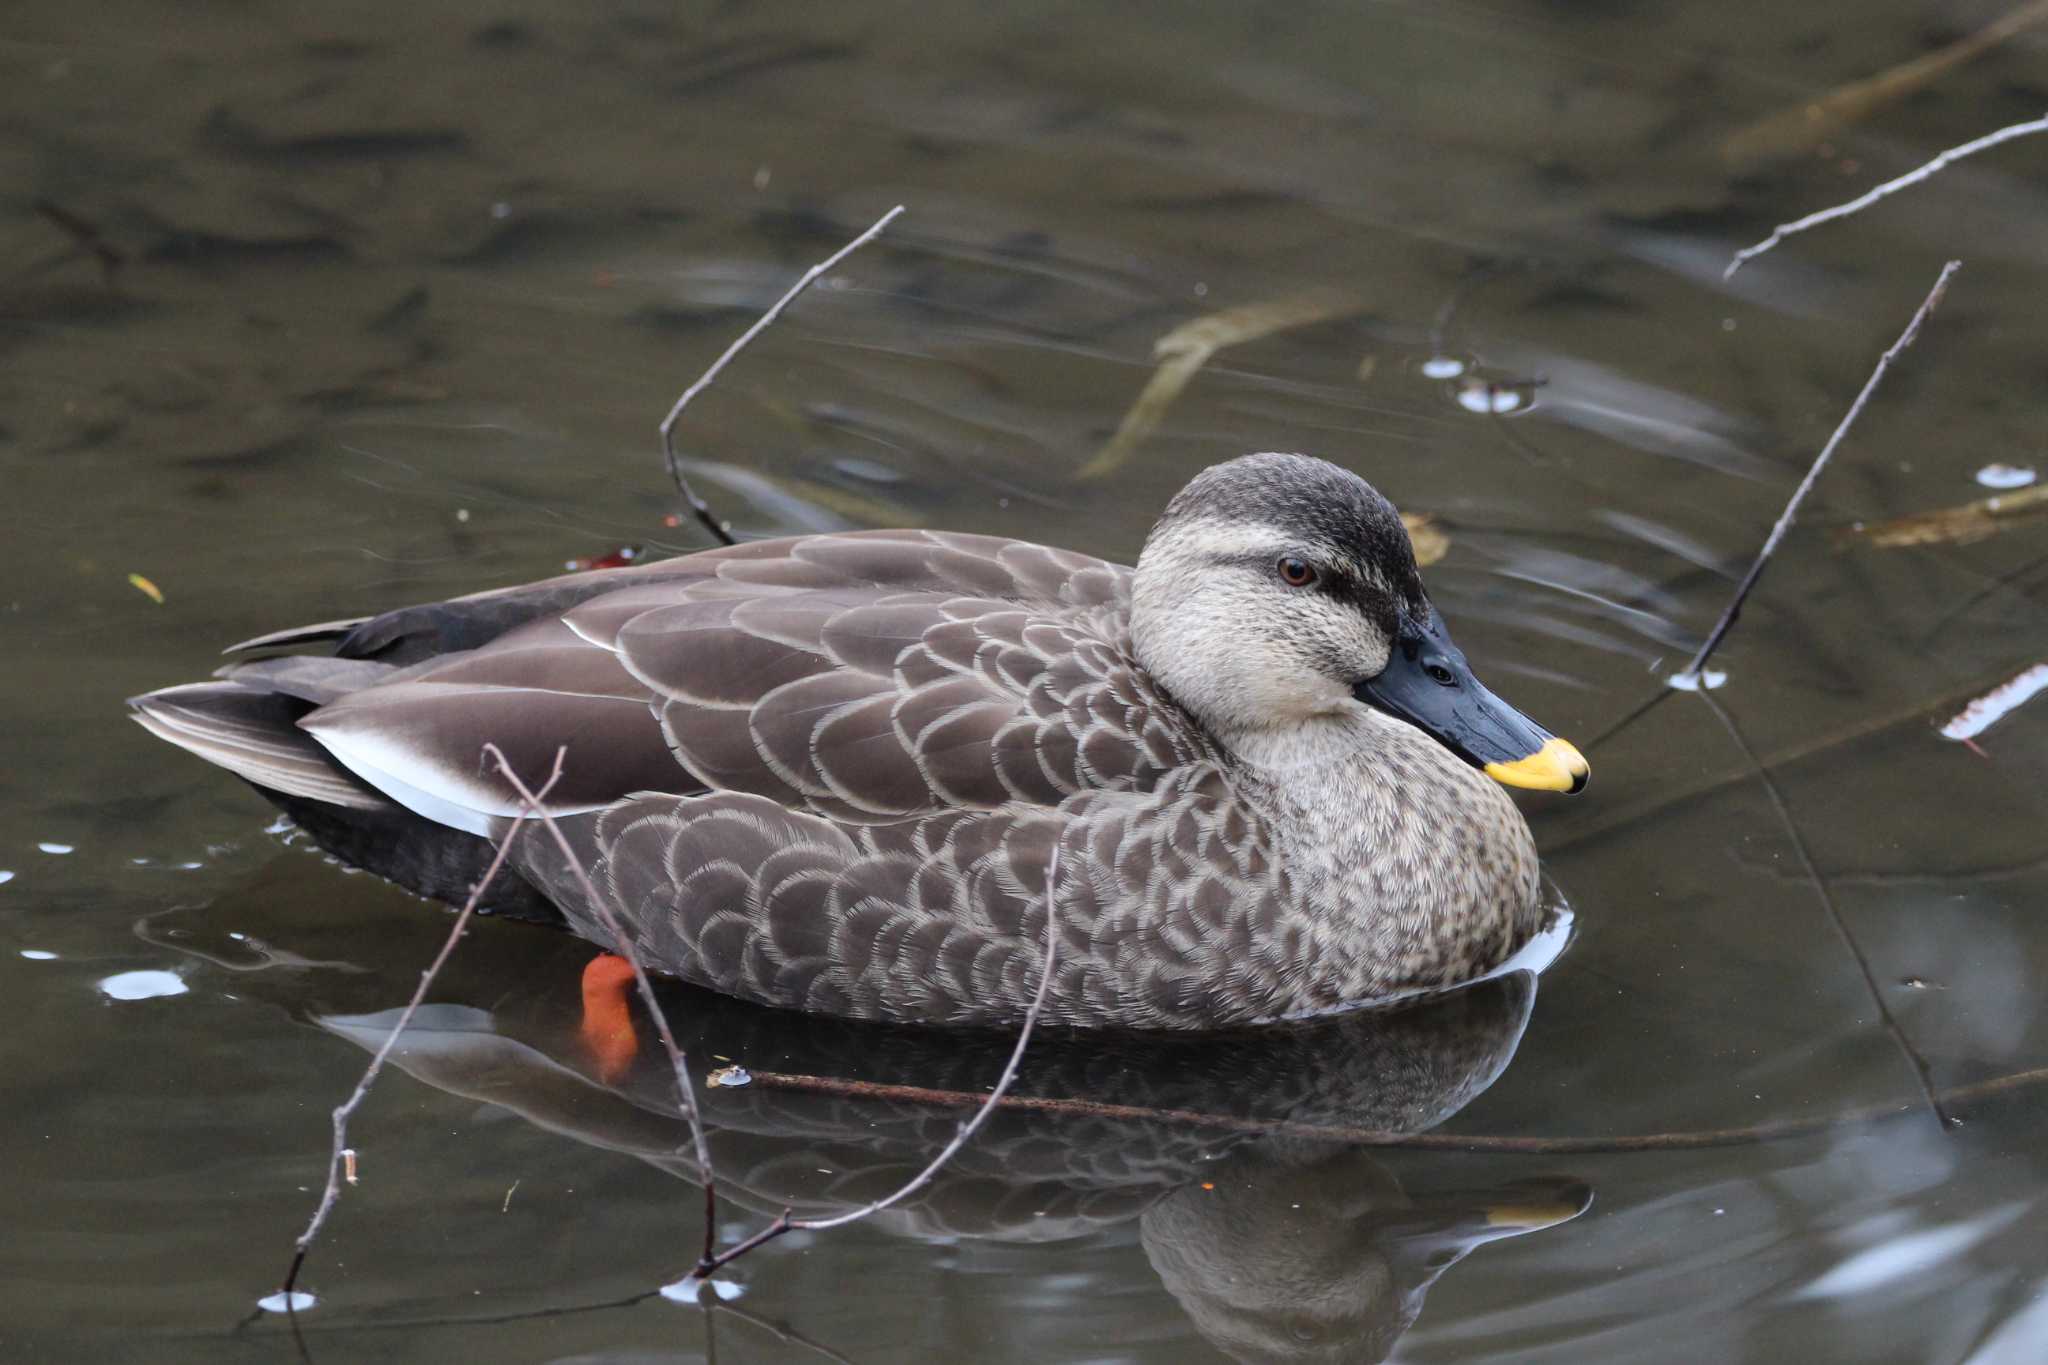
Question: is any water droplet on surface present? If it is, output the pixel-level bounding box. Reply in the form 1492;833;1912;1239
707;1065;753;1089
37;842;74;855
20;950;56;961
1975;463;2036;489
97;970;188;1001
1421;355;1466;379
257;1291;317;1314
0;870;14;885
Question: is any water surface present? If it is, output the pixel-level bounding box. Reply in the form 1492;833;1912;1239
5;2;2048;1361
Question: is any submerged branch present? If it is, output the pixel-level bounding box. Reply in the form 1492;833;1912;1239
739;1054;2048;1157
1695;690;1950;1127
658;205;906;546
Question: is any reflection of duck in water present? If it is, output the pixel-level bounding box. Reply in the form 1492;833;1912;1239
1144;1145;1585;1364
157;875;1584;1363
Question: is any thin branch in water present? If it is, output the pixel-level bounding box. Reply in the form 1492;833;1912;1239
685;843;1062;1283
478;744;718;1269
1727;114;2048;278
32;198;126;279
1673;260;1960;687
741;1052;2048;1157
658;205;907;546
1694;688;1951;1128
280;753;568;1300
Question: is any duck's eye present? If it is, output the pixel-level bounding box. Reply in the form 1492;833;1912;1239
1277;556;1317;588
1425;660;1457;686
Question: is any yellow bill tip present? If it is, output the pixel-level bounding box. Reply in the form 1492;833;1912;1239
1484;737;1589;794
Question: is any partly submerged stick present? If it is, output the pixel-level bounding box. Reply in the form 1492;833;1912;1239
738;1052;2048;1158
1695;690;1949;1127
480;744;720;1271
685;844;1061;1283
1727;115;2048;278
1673;261;1960;687
281;754;567;1300
658;205;906;546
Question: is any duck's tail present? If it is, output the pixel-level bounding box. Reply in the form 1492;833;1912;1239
129;665;560;922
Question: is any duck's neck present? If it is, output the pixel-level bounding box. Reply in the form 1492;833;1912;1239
1226;709;1543;998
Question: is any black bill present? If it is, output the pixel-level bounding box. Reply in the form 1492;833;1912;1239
1354;614;1589;794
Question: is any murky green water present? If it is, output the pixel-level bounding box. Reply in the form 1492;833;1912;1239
6;2;2048;1360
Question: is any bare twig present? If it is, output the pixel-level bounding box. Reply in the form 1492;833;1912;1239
658;205;906;545
1727;115;2048;278
685;843;1062;1283
478;744;719;1269
281;754;567;1299
1695;689;1950;1127
1674;261;1960;686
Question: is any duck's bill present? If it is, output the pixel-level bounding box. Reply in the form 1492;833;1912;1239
1353;618;1589;795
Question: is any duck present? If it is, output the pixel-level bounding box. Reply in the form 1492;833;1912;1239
130;451;1587;1030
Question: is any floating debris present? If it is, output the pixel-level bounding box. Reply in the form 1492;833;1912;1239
1081;289;1367;480
127;572;165;605
707;1064;753;1089
565;545;643;572
1667;668;1729;692
1975;463;2037;489
1838;484;2048;548
1401;513;1449;567
98;970;188;1001
257;1291;318;1314
1939;663;2048;742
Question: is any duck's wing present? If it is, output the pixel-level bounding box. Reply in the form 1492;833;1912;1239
290;530;1222;840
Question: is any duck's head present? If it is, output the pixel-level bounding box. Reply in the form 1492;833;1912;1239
1130;452;1587;793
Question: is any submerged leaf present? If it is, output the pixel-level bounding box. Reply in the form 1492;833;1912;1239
1836;484;2048;548
1721;0;2048;165
127;572;165;604
1079;290;1366;480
